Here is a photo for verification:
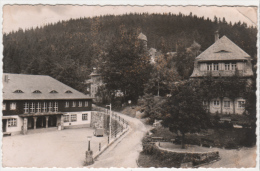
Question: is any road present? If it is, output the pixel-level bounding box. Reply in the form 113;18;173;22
90;113;149;168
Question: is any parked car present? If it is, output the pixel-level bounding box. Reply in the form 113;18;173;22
93;128;104;137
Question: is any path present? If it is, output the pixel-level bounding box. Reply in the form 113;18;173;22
202;146;256;168
90;112;148;168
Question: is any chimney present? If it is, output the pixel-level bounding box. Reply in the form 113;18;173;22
215;31;219;42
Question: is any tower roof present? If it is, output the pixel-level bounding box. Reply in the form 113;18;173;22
138;32;147;41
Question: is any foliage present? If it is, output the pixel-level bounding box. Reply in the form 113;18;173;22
3;13;257;93
142;94;166;124
161;80;210;148
99;26;151;104
175;41;201;79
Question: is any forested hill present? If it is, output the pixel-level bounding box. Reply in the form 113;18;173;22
3;13;257;92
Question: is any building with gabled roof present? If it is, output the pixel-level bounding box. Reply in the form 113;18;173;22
190;32;253;115
191;34;253;78
2;73;93;135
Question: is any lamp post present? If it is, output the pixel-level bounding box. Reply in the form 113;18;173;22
87;136;92;151
84;136;94;166
106;103;112;141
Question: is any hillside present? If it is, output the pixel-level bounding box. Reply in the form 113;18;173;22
3;13;257;92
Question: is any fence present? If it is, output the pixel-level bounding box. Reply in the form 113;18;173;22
91;105;130;159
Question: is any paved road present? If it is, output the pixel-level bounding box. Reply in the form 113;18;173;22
90;112;149;168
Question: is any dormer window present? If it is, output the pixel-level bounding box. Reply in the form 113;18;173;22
33;90;42;93
215;50;230;53
13;90;24;93
50;90;58;93
65;90;72;93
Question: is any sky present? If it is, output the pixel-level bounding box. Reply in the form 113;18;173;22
3;5;258;33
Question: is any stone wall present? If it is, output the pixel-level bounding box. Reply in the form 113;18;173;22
142;143;220;168
91;108;127;137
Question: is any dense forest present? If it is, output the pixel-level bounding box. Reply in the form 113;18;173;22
3;13;257;94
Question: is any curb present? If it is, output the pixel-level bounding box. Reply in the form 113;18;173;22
93;128;130;160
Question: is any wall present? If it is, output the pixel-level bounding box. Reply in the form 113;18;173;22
5;115;23;134
3;99;92;115
142;143;220;168
209;97;245;115
63;111;91;128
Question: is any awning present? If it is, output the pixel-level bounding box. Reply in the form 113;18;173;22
2;116;16;120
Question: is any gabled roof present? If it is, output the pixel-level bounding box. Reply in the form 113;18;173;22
196;36;251;62
3;73;92;100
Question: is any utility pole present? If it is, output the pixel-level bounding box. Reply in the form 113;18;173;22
106;103;112;141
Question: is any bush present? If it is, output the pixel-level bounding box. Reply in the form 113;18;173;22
224;141;239;149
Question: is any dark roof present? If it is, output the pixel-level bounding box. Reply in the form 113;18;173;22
196;36;251;62
3;73;92;100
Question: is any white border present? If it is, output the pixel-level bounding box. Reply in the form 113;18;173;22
0;0;259;171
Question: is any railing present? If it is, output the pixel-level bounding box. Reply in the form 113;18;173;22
91;105;130;159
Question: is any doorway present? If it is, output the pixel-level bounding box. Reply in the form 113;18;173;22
2;120;7;132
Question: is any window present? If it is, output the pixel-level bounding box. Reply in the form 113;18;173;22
42;102;47;112
54;102;58;112
71;114;77;122
36;102;41;113
8;118;17;127
65;90;72;93
30;102;35;113
33;90;42;93
3;103;6;110
85;101;88;107
213;100;219;106
231;63;236;70
224;101;230;108
72;101;76;107
23;102;28;113
238;101;245;108
65;101;69;108
82;114;88;120
64;115;70;122
202;101;207;106
10;102;16;110
207;63;212;71
213;63;219;70
78;101;82;107
48;102;53;112
13;90;24;93
50;90;58;93
225;63;230;70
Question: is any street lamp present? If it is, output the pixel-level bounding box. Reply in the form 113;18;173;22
106;103;112;141
87;136;92;151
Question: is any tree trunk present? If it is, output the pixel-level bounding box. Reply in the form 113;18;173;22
233;98;236;114
181;133;185;149
220;97;223;114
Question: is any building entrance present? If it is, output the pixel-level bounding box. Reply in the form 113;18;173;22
2;120;7;132
36;116;47;128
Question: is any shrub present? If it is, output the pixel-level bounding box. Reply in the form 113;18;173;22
224;141;239;149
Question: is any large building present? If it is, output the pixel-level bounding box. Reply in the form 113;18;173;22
190;32;253;115
2;73;93;135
